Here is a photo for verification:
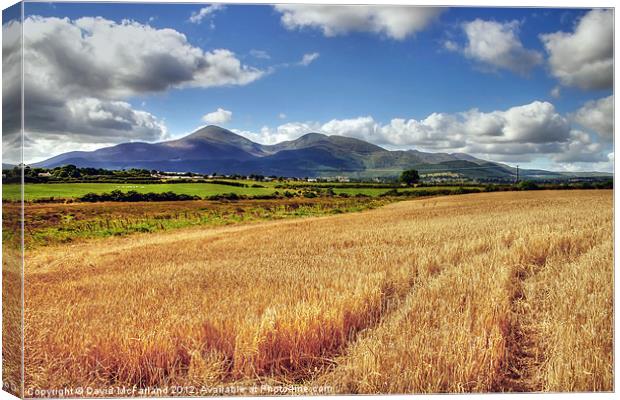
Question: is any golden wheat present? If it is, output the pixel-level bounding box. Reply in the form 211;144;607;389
21;190;613;394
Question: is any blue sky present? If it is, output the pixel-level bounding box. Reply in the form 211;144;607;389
5;3;614;171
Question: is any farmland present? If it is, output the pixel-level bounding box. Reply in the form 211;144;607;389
0;182;489;201
3;182;276;201
14;197;391;248
21;190;613;394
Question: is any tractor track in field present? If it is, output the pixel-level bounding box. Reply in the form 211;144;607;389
492;241;601;393
492;264;543;392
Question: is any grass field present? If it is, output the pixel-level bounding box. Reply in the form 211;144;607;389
21;190;612;395
3;182;276;201
12;197;390;248
3;182;482;201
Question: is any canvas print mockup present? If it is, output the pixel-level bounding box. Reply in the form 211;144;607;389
1;2;614;397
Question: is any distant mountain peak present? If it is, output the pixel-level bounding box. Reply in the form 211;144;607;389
184;125;244;141
300;132;328;140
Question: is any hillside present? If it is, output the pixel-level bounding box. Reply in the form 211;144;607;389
33;125;611;181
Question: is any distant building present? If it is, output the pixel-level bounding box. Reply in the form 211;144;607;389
151;172;202;180
37;172;52;177
307;178;317;182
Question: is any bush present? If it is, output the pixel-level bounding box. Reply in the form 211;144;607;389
208;192;243;201
79;190;200;202
251;194;280;200
517;181;540;191
594;180;613;189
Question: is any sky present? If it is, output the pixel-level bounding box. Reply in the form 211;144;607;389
1;2;614;172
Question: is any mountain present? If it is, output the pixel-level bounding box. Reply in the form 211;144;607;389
34;125;612;181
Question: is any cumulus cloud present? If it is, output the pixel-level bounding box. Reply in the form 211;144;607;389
6;16;266;162
299;52;320;66
571;95;613;141
188;4;225;24
232;99;611;169
233;122;322;145
462;19;543;75
540;9;613;90
236;101;577;162
318;101;570;151
22;16;265;99
552;130;606;163
274;5;443;40
64;98;167;141
322;116;381;140
202;108;232;125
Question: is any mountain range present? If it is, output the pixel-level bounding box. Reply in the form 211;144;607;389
34;125;611;181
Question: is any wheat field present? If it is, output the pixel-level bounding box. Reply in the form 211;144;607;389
22;190;613;395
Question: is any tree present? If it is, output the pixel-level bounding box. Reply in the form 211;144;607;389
400;169;420;186
517;180;539;191
53;164;81;178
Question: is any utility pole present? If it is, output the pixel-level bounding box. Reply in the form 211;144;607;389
515;165;519;184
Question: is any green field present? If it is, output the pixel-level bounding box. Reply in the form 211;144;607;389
2;182;276;201
2;182;487;201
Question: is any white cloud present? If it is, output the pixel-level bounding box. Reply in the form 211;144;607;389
233;121;322;145
540;9;613;90
189;4;225;24
274;5;443;40
7;16;266;162
462;19;542;75
278;113;287;119
23;16;265;99
231;99;610;170
23;137;120;164
571;95;613;141
236;101;576;162
21;98;168;163
299;52;320;66
322;116;382;142
550;86;561;98
443;39;459;51
250;49;271;60
552;129;606;163
64;98;167;141
318;101;570;151
202;108;232;125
